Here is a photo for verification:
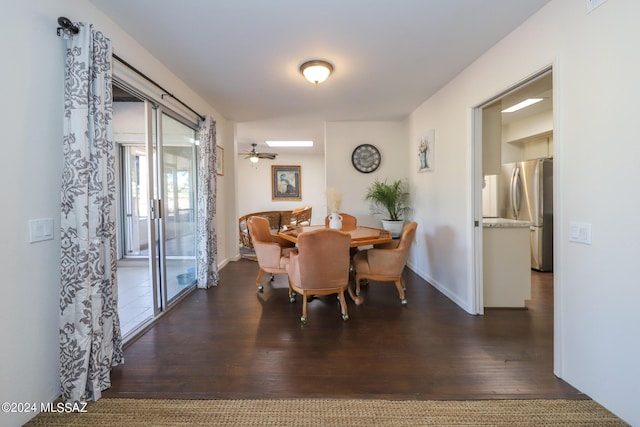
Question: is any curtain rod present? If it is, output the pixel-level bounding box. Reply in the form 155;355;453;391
57;16;205;122
112;54;205;121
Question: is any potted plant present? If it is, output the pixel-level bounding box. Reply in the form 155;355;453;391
364;178;411;238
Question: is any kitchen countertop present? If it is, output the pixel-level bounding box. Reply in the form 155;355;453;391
483;217;532;228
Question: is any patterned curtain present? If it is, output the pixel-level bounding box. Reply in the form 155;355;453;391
59;22;123;404
196;116;219;288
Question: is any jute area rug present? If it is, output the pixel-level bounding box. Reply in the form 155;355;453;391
24;398;627;426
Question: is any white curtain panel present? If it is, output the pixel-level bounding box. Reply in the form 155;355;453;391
59;22;123;404
196;116;219;288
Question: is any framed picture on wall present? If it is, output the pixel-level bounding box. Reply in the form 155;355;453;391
216;146;224;176
272;165;301;200
418;129;435;172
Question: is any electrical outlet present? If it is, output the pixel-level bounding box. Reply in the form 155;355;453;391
569;221;592;245
586;0;608;14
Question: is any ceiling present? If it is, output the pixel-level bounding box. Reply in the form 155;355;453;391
89;0;552;155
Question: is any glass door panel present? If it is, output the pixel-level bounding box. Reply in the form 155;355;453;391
160;113;198;302
113;92;154;339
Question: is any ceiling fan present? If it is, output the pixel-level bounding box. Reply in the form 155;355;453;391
242;143;278;163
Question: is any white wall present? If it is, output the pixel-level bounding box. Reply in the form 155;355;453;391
235;120;408;247
215;122;236;267
236;153;326;227
407;0;639;424
0;2;232;425
235;120;407;257
325;121;409;228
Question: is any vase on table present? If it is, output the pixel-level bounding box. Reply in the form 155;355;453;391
329;212;343;230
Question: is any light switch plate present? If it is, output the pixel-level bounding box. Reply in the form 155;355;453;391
569;221;592;245
29;218;54;243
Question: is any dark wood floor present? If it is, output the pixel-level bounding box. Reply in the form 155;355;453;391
104;259;584;400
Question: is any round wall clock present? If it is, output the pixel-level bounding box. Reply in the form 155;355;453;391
351;144;381;173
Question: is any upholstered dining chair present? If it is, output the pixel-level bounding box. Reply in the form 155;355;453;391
352;222;417;305
324;213;357;230
247;216;296;293
286;228;352;323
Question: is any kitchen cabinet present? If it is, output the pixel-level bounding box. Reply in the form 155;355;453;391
482;102;502;175
483;218;531;308
502;131;553;164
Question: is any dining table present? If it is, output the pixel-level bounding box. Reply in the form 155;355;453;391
278;225;393;305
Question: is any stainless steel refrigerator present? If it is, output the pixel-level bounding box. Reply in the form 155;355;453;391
499;158;553;271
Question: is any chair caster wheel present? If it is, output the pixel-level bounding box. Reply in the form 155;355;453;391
258;285;264;293
300;316;307;324
269;275;275;282
342;314;349;321
401;299;408;306
289;296;296;303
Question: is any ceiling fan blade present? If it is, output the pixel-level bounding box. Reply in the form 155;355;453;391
241;143;277;160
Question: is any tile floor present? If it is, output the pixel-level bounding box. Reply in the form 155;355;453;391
117;257;196;338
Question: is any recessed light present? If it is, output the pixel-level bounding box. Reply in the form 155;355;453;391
502;98;543;113
265;141;314;147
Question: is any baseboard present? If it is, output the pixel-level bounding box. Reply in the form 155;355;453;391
406;262;475;315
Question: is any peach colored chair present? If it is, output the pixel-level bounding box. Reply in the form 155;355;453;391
247;216;296;292
352;222;417;305
324;213;357;230
286;228;352;323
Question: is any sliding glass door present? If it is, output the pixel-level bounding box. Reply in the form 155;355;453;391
114;84;198;339
159;113;198;303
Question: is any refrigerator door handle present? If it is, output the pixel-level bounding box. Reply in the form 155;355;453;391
535;161;542;224
510;167;516;218
511;166;521;219
515;167;522;217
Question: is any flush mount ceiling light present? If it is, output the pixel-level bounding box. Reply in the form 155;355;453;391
300;60;333;85
502;98;543;113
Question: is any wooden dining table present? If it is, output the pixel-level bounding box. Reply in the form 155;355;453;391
278;225;393;305
278;225;392;247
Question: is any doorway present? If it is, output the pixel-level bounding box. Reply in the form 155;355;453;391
113;84;199;339
473;67;554;314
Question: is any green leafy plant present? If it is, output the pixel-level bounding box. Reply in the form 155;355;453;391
364;178;411;221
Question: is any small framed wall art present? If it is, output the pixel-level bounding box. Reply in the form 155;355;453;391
272;165;301;200
216;145;224;176
418;129;435;172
